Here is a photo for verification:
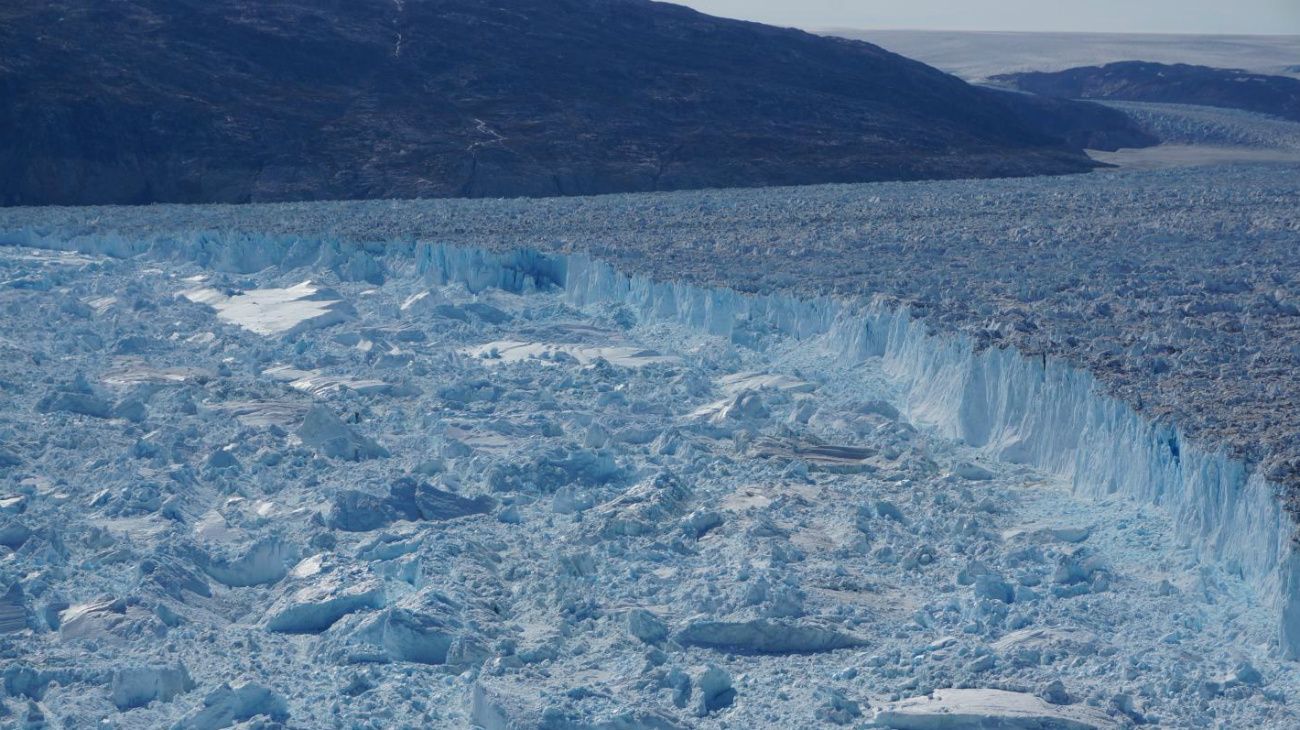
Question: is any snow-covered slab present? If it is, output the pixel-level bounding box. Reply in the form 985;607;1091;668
209;400;309;428
870;689;1118;729
1002;523;1092;544
295;405;388;461
262;365;391;398
101;359;210;386
717;371;816;395
463;339;679;368
182;280;354;336
0;245;107;266
992;628;1103;663
264;572;385;634
752;435;875;471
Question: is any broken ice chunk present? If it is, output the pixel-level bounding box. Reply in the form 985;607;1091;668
816;685;864;725
264;572;385;634
594;471;691;538
693;665;735;717
974;574;1015;604
627;608;669;645
0;584;29;633
463;339;678;368
172;682;289;730
717;371;816;396
326;588;478;666
327;490;398;533
955;462;996;481
691;392;758;423
296;405;388;461
59;598;158;643
328;479;495;532
0;517;32;549
1003;523;1092;545
197;537;297;588
993;627;1102;668
388;477;496;522
871;689;1118;729
675;618;866;654
110;664;195;711
35;389;112;419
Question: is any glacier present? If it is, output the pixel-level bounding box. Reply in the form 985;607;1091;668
434;243;1299;658
2;163;1299;727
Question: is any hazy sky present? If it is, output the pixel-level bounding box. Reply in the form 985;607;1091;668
670;0;1300;35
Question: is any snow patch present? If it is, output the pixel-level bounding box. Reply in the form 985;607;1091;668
870;688;1118;729
182;281;354;337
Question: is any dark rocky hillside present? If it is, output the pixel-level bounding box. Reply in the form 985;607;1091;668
996;61;1300;122
1;0;1143;206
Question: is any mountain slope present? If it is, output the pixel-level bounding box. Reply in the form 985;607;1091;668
996;61;1300;122
2;0;1121;206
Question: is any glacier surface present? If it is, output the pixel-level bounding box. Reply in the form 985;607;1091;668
0;163;1298;727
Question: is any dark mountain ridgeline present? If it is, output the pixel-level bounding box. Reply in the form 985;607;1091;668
996;61;1300;122
2;0;1144;206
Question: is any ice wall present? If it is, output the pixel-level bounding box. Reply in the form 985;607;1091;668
871;307;1294;624
424;244;1300;658
2;226;1296;657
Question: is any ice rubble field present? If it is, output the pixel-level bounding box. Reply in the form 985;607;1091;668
0;160;1299;728
0;239;1296;730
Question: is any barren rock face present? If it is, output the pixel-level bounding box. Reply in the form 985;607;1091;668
0;0;1143;207
995;61;1300;123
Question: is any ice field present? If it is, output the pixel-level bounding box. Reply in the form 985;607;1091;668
1;160;1299;728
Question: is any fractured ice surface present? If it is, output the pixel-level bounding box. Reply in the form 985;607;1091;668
870;688;1118;729
464;339;679;368
1;163;1299;726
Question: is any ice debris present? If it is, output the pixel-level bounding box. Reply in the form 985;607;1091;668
870;688;1118;729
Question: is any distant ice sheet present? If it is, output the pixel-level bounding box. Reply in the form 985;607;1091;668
826;30;1300;81
1089;144;1300;169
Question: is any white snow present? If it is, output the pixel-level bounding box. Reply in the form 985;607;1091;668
870;688;1118;729
182;280;353;336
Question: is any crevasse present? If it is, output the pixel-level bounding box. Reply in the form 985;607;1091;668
3;228;1297;658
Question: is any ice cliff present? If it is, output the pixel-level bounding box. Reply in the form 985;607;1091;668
3;219;1298;660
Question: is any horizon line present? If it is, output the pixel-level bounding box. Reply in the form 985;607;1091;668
809;27;1300;39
